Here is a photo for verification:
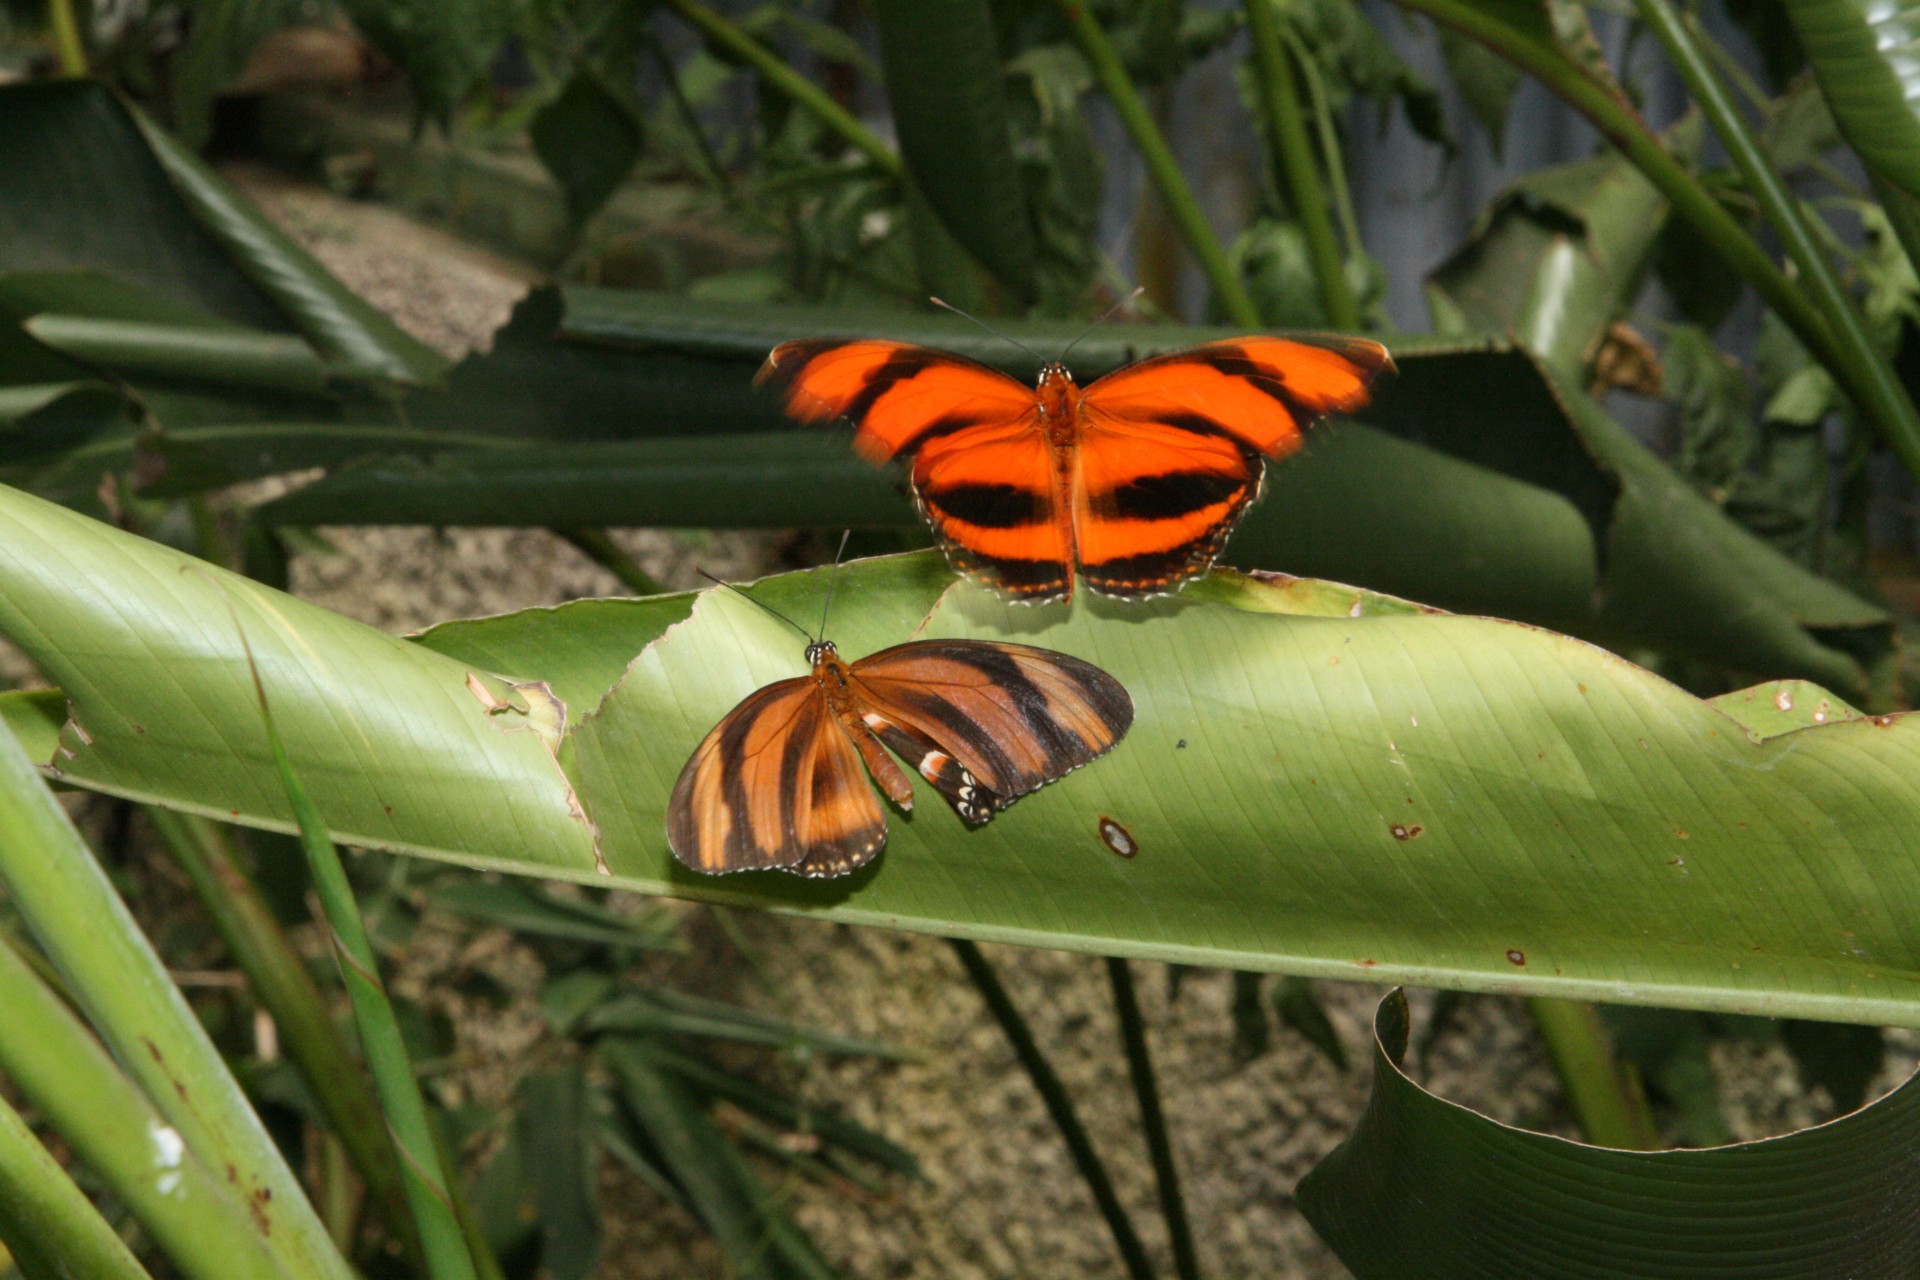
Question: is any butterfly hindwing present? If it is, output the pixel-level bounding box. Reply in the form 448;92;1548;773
850;640;1133;806
756;339;1038;463
909;423;1071;602
1072;412;1262;599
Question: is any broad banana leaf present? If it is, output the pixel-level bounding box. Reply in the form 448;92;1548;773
6;481;1920;1026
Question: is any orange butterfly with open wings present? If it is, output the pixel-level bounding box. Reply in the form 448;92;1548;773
756;334;1393;603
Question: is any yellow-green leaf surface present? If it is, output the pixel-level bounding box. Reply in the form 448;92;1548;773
0;485;597;877
8;482;1920;1024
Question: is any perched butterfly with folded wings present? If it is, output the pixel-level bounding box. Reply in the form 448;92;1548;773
756;332;1392;603
667;619;1133;878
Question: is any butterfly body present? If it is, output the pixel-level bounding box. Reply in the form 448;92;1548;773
758;334;1392;603
668;634;1133;878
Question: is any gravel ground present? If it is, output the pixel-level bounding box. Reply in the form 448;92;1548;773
223;165;1920;1280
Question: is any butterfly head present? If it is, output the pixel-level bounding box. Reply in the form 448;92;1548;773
806;639;838;667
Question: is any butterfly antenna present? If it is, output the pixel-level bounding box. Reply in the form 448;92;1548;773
696;569;814;642
928;296;1045;364
818;530;851;639
1059;286;1147;364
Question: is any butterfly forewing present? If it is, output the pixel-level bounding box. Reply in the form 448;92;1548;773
756;339;1038;463
1081;335;1392;456
669;678;835;873
850;640;1133;804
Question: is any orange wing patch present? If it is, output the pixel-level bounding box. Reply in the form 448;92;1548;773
756;339;1036;462
666;678;825;874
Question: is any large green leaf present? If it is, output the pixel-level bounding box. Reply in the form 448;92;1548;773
1297;989;1920;1278
11;482;1920;1025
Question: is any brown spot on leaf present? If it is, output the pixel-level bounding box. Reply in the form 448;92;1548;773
1356;958;1377;968
1674;828;1689;839
1097;816;1137;859
1328;656;1341;666
1389;824;1424;841
1506;949;1526;966
1577;683;1587;694
130;724;145;734
1873;715;1897;728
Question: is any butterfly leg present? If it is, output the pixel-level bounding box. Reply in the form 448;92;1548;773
846;714;916;810
862;712;1005;827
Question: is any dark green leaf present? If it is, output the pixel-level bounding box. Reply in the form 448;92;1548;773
426;876;682;949
585;989;912;1061
532;70;645;228
1273;975;1348;1072
649;1046;922;1180
518;1068;602;1280
1781;1019;1885;1115
338;0;522;121
1601;1006;1733;1146
1299;990;1920;1278
874;0;1039;305
1436;25;1520;154
603;1042;785;1280
1663;323;1755;497
1231;970;1270;1061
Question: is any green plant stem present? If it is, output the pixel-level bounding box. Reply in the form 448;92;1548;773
1243;0;1358;330
1631;0;1920;483
661;0;901;177
554;528;665;595
1106;958;1201;1280
1390;0;1860;413
150;809;424;1267
0;724;356;1280
0;934;286;1280
1055;0;1259;326
1283;26;1366;273
1526;998;1660;1150
245;662;479;1280
0;1090;150;1280
949;940;1156;1280
43;0;87;76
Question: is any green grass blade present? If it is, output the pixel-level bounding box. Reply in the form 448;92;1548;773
233;611;479;1280
0;1088;152;1280
149;810;424;1267
0;716;355;1280
0;932;290;1280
